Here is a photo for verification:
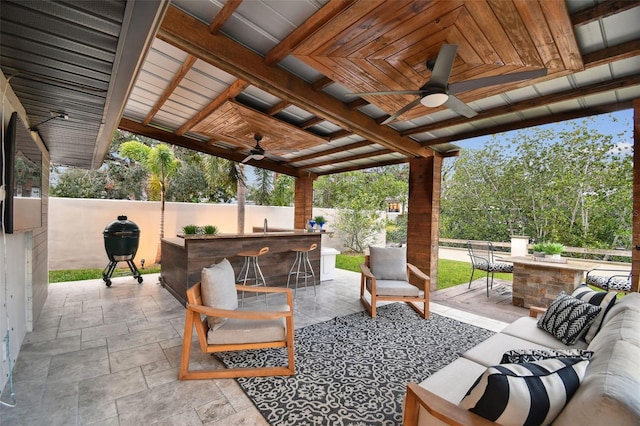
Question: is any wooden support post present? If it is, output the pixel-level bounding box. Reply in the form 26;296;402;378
407;155;442;291
294;176;315;230
633;98;640;292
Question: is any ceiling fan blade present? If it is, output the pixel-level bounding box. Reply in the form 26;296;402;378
242;155;253;163
346;90;426;97
443;95;478;118
449;68;548;94
381;98;424;124
429;44;457;87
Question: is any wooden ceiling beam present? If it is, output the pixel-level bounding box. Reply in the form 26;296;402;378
316;158;410;175
119;118;307;177
328;129;352;140
143;55;197;126
209;0;243;33
312;76;334;91
265;0;356;65
158;5;431;158
289;140;373;163
419;101;632;147
176;79;249;136
300;117;324;129
582;39;640;68
347;98;369;109
301;149;393;169
401;73;640;137
571;0;640;26
267;100;290;115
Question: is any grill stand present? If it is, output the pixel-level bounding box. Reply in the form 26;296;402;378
102;255;143;287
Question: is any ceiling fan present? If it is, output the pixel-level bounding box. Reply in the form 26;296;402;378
347;44;547;124
242;134;266;163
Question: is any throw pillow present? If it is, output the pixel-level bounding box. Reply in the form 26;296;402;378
369;246;407;281
200;258;238;330
537;292;601;345
501;348;594;364
460;358;589;426
572;284;617;343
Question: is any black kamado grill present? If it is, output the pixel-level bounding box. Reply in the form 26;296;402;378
102;215;143;287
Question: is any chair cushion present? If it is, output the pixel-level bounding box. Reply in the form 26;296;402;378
366;279;420;297
472;260;513;273
207;304;289;345
585;273;631;291
201;258;239;330
571;284;617;343
459;358;589;426
369;246;407;280
537;292;601;345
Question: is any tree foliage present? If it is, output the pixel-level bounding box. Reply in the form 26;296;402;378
441;117;632;250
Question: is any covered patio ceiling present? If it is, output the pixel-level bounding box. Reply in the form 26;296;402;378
1;0;639;177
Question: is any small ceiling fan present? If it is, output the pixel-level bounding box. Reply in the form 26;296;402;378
242;134;266;163
347;44;547;124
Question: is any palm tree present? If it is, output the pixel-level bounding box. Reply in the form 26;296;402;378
119;141;180;263
204;156;247;233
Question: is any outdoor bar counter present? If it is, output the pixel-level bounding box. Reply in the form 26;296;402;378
160;231;321;306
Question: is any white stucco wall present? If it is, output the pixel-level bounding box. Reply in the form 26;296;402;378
48;198;385;270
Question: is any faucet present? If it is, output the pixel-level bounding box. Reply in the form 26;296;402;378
264;218;268;233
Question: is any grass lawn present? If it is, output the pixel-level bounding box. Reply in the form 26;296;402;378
336;253;513;291
49;265;161;283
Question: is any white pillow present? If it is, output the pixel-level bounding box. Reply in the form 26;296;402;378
369;246;407;281
200;258;238;330
460;358;589;426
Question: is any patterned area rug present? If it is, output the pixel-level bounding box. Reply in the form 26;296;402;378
218;303;494;425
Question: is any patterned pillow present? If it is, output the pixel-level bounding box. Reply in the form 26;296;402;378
460;358;589;426
572;284;617;343
537;292;601;345
501;348;593;364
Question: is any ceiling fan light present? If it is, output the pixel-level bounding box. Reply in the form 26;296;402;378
421;92;449;107
253;154;265;161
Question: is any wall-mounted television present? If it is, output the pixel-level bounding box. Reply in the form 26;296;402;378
1;111;43;233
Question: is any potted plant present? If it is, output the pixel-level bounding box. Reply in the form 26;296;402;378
202;225;219;235
313;215;326;232
182;224;198;236
541;242;565;259
531;243;545;257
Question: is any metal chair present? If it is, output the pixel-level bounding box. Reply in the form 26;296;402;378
236;246;269;304
466;240;513;297
286;243;318;298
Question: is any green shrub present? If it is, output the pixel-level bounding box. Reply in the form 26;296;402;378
202;225;219;235
182;224;198;234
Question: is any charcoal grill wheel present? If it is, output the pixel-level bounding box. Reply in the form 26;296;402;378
105;278;112;287
137;276;143;283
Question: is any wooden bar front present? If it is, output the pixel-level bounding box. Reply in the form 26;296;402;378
509;256;593;308
160;231;321;306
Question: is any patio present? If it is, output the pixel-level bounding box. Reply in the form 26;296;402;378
0;269;520;425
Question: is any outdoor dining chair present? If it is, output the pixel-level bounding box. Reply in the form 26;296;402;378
585;268;632;292
466;240;513;297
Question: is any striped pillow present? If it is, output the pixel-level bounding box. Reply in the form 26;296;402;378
460;358;589;426
571;284;616;343
537;292;601;345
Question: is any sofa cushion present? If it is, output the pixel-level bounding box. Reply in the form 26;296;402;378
201;259;239;330
207;304;289;345
460;358;589;426
463;332;551;367
599;292;640;330
502;317;589;350
501;317;587;349
537;292;601;345
500;348;593;364
571;284;616;343
418;357;488;405
369;246;407;280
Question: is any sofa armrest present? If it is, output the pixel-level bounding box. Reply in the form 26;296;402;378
529;306;547;318
404;383;496;426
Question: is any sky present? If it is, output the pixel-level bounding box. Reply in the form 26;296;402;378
456;109;633;153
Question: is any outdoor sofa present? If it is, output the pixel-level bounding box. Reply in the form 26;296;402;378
403;288;640;425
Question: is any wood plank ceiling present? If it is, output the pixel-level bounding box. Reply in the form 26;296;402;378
119;0;640;177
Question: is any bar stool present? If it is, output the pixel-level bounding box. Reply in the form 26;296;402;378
287;243;317;298
236;246;269;305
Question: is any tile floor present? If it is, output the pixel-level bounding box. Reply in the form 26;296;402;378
0;269;508;425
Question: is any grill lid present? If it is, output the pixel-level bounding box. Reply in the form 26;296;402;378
103;215;140;237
